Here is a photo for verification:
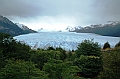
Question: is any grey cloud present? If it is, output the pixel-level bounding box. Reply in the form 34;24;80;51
0;0;43;17
0;0;92;17
91;0;120;21
0;0;120;27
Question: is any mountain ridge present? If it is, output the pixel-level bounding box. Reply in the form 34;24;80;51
0;15;37;36
69;21;120;37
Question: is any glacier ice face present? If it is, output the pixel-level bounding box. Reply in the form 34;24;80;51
14;32;120;50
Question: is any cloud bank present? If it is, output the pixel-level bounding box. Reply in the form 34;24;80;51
0;0;120;30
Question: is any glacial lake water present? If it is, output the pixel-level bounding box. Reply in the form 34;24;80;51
14;32;120;50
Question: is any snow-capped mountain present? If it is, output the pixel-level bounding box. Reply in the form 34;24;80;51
65;26;83;31
0;15;37;36
15;23;29;30
70;21;120;37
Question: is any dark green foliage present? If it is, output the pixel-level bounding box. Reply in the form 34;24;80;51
0;59;49;79
115;41;120;47
0;32;11;40
55;47;64;51
0;50;4;69
74;55;102;78
67;51;75;61
1;39;31;60
60;51;67;61
103;42;111;49
62;65;82;79
72;50;75;52
67;51;73;60
30;50;52;70
53;47;67;61
0;33;11;69
57;48;67;61
43;59;82;79
98;49;120;79
1;32;120;79
43;59;64;79
74;39;102;78
0;32;31;61
75;39;101;57
47;46;55;50
30;49;64;70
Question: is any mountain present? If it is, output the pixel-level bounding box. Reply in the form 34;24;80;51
71;21;120;37
15;23;37;33
65;26;83;31
0;15;37;36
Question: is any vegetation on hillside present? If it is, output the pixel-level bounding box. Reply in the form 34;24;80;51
0;32;120;79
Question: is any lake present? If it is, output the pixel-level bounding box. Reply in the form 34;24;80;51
14;32;120;50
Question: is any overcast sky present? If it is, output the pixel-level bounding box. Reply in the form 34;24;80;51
0;0;120;31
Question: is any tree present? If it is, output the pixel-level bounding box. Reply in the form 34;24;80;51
0;33;31;60
74;39;103;78
43;58;83;79
61;62;82;79
98;50;120;79
115;41;120;47
0;59;49;79
67;51;73;61
0;32;11;40
75;39;101;57
47;46;55;50
30;50;51;70
0;50;4;69
55;47;67;61
74;55;102;78
43;59;64;79
103;42;111;49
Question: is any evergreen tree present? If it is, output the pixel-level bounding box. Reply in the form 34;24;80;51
103;42;111;49
75;39;101;57
115;41;120;47
74;39;103;78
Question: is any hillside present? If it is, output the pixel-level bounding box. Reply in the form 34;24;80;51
15;23;37;34
0;15;37;36
70;21;120;37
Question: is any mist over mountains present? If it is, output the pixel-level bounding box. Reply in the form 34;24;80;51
0;15;120;37
0;15;37;36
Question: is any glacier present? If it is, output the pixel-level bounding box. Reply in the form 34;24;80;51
14;32;120;50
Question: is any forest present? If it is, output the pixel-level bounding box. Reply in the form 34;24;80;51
0;32;120;79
